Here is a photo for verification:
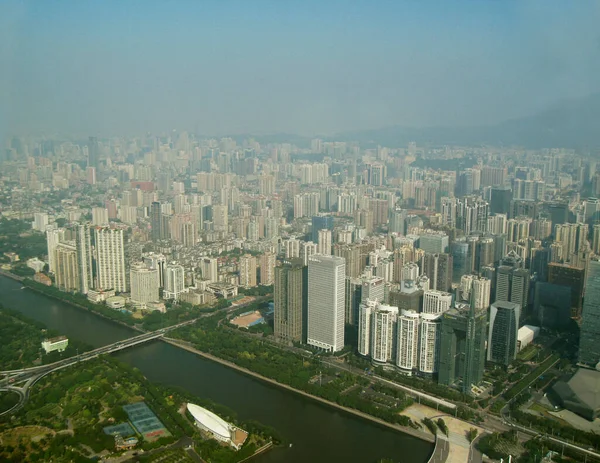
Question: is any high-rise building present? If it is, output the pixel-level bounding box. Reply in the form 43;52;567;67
301;241;318;266
88;136;99;168
144;253;166;287
239;254;258;288
55;241;79;292
421;253;453;292
547;263;585;316
419;313;442;375
438;304;487;394
490;187;513;215
312;215;334;243
212;205;228;232
579;260;600;367
32;213;49;232
317;229;332;255
419;233;449;254
307;255;345;352
199;257;218;283
488;301;520;366
95;227;126;292
75;224;93;294
370;304;398;364
164;264;186;300
495;266;530;317
274;259;307;344
46;226;66;274
259;252;276;285
422;290;452;314
150;202;162;241
91;207;109;226
396;309;420;374
130;263;159;309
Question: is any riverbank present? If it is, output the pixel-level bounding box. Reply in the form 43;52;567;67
163;337;436;445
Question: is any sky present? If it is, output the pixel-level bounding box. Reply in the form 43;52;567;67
1;0;600;138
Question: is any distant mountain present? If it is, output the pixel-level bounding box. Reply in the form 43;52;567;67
333;93;600;150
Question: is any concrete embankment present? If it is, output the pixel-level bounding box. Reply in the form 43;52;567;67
163;337;435;445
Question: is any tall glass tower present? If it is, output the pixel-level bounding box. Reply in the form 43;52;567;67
579;260;600;367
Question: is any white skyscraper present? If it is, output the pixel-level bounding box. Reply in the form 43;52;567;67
46;226;66;274
301;241;318;266
307;255;346;352
164;264;186;300
317;229;332;255
471;277;491;310
358;299;377;357
75;224;94;294
422;290;452;314
33;213;49;232
95;227;127;292
418;314;441;375
396;310;420;373
92;207;109;226
143;253;166;287
199;257;218;283
130;263;159;309
371;304;398;364
284;238;301;259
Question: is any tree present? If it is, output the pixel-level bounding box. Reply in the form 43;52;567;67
467;428;478;443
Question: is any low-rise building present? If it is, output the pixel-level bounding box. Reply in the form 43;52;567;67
42;336;68;353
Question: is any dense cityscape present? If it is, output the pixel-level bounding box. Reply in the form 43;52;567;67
0;133;600;463
3;1;600;463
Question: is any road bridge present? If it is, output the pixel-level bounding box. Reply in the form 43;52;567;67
0;318;199;416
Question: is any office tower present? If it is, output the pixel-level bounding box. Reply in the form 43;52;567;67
419;233;449;254
311;214;334;243
451;240;470;283
317;229;332;255
545;201;569;226
476;237;495;271
274;259;307;344
438;305;487;393
301;241;318;266
150;202;162;241
421;253;453;292
370;304;398;364
593;224;600;255
422;290;452;314
396;310;420;374
198;257;218;283
212;205;228;232
164;264;186;300
130;263;159;309
95;227;127;292
239;254;258;288
55;242;79;292
75;224;93;294
534;282;572;329
307;255;346;352
144;253;166;287
548;263;585;316
88;136;99;168
91;207;109;226
488;301;520;366
496;266;530;311
490;187;513;215
259;252;276;285
46;226;66;274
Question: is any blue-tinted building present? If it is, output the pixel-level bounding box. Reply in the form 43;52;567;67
579;260;600;367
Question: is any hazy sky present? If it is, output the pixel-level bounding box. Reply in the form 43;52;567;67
2;0;600;137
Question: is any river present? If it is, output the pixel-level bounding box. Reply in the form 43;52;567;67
0;276;433;463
